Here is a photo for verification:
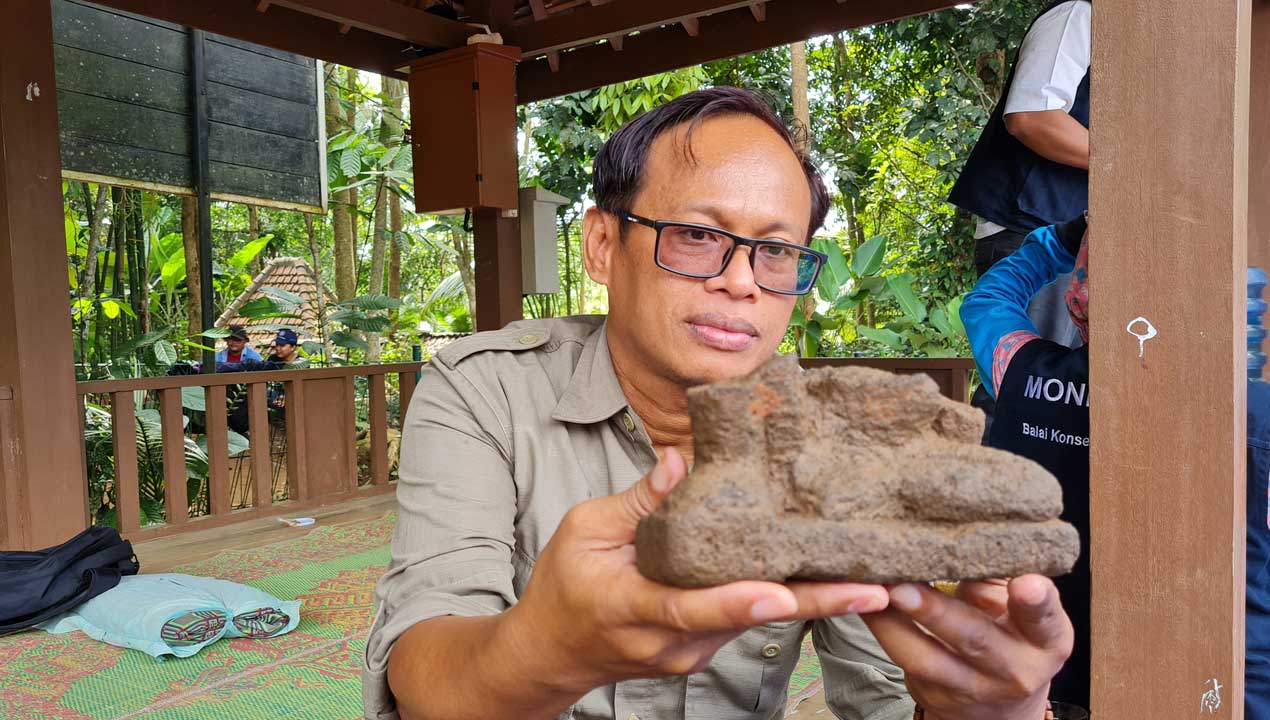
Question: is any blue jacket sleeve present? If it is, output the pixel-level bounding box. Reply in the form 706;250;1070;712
960;225;1077;398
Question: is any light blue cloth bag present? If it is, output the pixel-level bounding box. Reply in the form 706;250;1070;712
39;574;301;658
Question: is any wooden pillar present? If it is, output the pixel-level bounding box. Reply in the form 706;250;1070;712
0;0;89;549
1090;1;1250;717
473;208;523;330
1252;0;1270;379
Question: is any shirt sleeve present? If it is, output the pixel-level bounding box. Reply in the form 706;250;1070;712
1003;0;1091;115
362;360;519;719
961;225;1076;398
814;615;914;720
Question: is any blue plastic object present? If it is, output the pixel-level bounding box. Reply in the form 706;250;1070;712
1252;267;1267;382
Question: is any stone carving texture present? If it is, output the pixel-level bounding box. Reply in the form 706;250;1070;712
635;356;1080;587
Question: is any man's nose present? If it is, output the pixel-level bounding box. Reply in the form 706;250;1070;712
703;247;761;300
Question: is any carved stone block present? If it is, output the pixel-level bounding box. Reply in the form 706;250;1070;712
635;356;1080;587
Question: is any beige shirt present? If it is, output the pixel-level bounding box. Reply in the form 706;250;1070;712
364;315;914;720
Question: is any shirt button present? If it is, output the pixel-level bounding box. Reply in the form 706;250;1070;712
517;333;539;345
622;412;636;433
761;642;781;659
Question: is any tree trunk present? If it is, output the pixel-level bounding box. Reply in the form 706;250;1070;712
451;227;477;322
790;41;811;152
247;205;261;276
388;192;402;300
326;67;357;300
81;183;111;304
304;213;333;363
575;223;588;315
181;195;203;349
384;78;405;304
129;190;149;333
790;41;816;355
346;69;361;288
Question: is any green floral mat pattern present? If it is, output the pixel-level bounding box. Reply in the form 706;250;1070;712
0;513;823;719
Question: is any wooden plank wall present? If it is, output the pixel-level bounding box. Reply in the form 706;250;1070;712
1089;1;1250;717
51;0;324;210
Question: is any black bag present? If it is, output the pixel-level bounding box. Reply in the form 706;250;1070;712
0;526;139;635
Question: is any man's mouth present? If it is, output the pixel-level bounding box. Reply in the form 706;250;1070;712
686;313;759;352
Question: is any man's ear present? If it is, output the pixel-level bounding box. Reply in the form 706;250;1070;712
582;206;619;287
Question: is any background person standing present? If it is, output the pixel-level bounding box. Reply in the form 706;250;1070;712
949;0;1090;349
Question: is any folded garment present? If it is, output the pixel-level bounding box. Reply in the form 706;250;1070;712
0;526;138;636
39;573;300;658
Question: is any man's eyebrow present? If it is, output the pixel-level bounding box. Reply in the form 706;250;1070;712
676;204;800;238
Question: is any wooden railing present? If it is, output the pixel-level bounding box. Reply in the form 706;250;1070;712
799;357;975;404
76;356;972;542
77;362;423;541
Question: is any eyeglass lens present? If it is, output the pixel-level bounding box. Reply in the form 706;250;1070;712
656;224;818;294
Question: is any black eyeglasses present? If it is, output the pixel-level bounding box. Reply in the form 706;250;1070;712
622;212;826;296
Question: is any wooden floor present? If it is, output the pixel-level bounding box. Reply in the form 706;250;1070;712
133;492;399;573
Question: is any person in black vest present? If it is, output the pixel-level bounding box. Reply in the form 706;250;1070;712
950;0;1089;342
952;0;1090;440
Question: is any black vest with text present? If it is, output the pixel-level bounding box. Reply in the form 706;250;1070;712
987;339;1090;707
948;0;1091;234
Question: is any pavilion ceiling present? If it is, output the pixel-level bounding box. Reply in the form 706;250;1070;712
83;0;969;100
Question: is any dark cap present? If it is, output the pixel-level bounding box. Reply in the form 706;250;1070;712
274;328;299;346
228;324;249;341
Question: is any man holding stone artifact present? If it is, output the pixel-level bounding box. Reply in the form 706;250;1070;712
365;88;1074;720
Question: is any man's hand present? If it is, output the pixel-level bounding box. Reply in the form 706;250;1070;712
502;447;891;696
864;577;1074;720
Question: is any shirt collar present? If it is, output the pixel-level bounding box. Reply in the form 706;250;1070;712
551;320;631;424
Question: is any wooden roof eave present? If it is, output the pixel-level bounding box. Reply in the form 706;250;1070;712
515;0;969;104
84;0;485;78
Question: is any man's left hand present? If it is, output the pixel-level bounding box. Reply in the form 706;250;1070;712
862;575;1073;720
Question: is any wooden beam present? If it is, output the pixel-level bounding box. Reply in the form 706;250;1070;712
547;50;560;72
528;0;549;21
1088;1;1250;717
517;0;962;103
0;0;89;550
266;0;476;47
502;0;759;56
83;0;422;78
681;17;700;36
608;34;624;51
1251;0;1270;290
472;209;523;331
750;2;767;22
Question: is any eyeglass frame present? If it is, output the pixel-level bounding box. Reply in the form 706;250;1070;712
620;211;828;296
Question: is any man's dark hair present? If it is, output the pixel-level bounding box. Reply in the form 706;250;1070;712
592;86;830;240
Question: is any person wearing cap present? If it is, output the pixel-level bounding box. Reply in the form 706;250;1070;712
216;324;262;364
267;328;309;369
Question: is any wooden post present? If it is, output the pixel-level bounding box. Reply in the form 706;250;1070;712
247;383;271;508
159;388;188;525
206;385;230;515
0;0;90;549
473;208;523;330
1089;1;1250;717
368;373;389;485
1251;0;1270;379
110;391;140;535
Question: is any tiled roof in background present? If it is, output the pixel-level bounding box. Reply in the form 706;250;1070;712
215;257;336;355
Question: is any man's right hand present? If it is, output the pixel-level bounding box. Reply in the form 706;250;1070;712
499;447;891;697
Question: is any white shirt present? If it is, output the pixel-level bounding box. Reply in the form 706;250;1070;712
976;0;1092;239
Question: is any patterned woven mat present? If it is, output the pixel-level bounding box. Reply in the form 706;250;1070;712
0;513;825;719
